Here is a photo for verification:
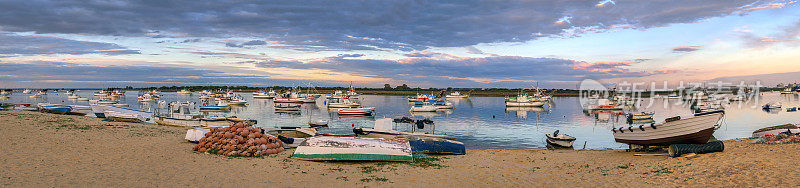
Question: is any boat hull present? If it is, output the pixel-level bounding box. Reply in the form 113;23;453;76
505;101;546;107
293;136;413;161
409;137;466;155
613;111;723;146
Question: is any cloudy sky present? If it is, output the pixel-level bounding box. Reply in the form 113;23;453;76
1;0;799;88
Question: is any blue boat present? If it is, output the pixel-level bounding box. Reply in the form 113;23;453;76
38;104;73;114
409;137;466;155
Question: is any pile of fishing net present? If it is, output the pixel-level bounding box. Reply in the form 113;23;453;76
751;133;800;144
192;122;285;156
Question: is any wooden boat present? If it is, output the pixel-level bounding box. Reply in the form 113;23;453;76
409;137;466;155
545;130;576;147
410;102;438;112
337;107;375;115
266;127;317;148
752;124;800;138
105;110;148;123
37;103;72;114
612;110;724;146
274;103;301;111
292;136;413;161
627;112;654;120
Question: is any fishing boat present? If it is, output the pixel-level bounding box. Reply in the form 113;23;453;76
154;102;202;127
781;87;794;94
626;112;654;120
505;93;547;107
137;93;158;102
105;110;148;123
64;90;73;95
37;103;72;114
445;91;469;98
227;95;248;105
408;93;433;102
410;102;438;112
337;107;375;115
353;118;457;140
292;136;413;161
177;89;192;94
267;127;317;148
93;90;109;96
612;110;724;146
308;120;328;127
22;89;32;94
274;103;301;111
29;93;42;98
762;102;782;109
752;124;800;138
326;97;360;108
253;90;277;99
90;104;152;120
408;137;466;155
199;100;231;111
545;130;576;148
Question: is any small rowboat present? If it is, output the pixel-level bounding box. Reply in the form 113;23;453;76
308;120;328;127
337;107;375;115
292;136;413;161
545;130;576;148
409;137;466;155
104;110;148;123
274;103;301;111
37;103;72;114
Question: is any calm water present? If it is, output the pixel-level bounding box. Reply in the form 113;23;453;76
4;90;797;150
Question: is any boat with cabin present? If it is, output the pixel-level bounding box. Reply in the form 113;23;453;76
410;102;438;112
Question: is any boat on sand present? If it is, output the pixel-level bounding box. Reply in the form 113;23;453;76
612;110;724;146
545;130;576;148
752;124;800;138
292;136;413;161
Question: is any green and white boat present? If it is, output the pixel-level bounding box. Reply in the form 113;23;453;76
292;136;413;161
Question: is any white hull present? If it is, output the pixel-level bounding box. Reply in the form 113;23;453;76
91;104;152;119
410;105;438;112
546;138;575;147
505;101;546;107
613;111;723;145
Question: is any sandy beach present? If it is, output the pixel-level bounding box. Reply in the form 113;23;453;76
1;110;798;187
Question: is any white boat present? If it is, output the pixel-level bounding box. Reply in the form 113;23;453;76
253;90;277;99
22;89;32;94
433;100;454;109
227;95;248;105
546;130;576;147
0;90;9;95
327;98;360;108
138;93;158;102
155;102;242;127
68;105;92;115
410;102;438;112
505;93;547;107
445;91;469;98
67;94;79;99
105;110;148;123
781;88;794;94
666;93;680;99
762;102;782;109
308;120;329;127
337;107;375;115
90;104;152;120
97;100;117;104
199;100;231;111
612;110;724;146
29;94;42;98
177;89;192;94
408;93;432;102
292;136;413;161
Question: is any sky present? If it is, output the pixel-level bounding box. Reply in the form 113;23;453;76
1;0;799;89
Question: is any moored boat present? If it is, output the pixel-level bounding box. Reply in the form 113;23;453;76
545;130;576;148
308;120;328;127
445;91;469;98
199;100;231;111
274;103;301;111
37;103;72;114
409;102;438;112
105;110;148;123
90;104;152;120
626;112;654;120
762;102;782;109
292;136;413;161
337;107;375;115
612;110;724;146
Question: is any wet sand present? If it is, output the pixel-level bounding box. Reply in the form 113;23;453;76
1;110;798;187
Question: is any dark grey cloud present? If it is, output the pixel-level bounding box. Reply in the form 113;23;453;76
226;40;267;48
0;33;140;55
246;55;660;87
672;45;703;52
0;0;775;51
337;54;364;58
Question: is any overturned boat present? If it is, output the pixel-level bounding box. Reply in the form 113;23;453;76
292;136;413;161
612;110;724;146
